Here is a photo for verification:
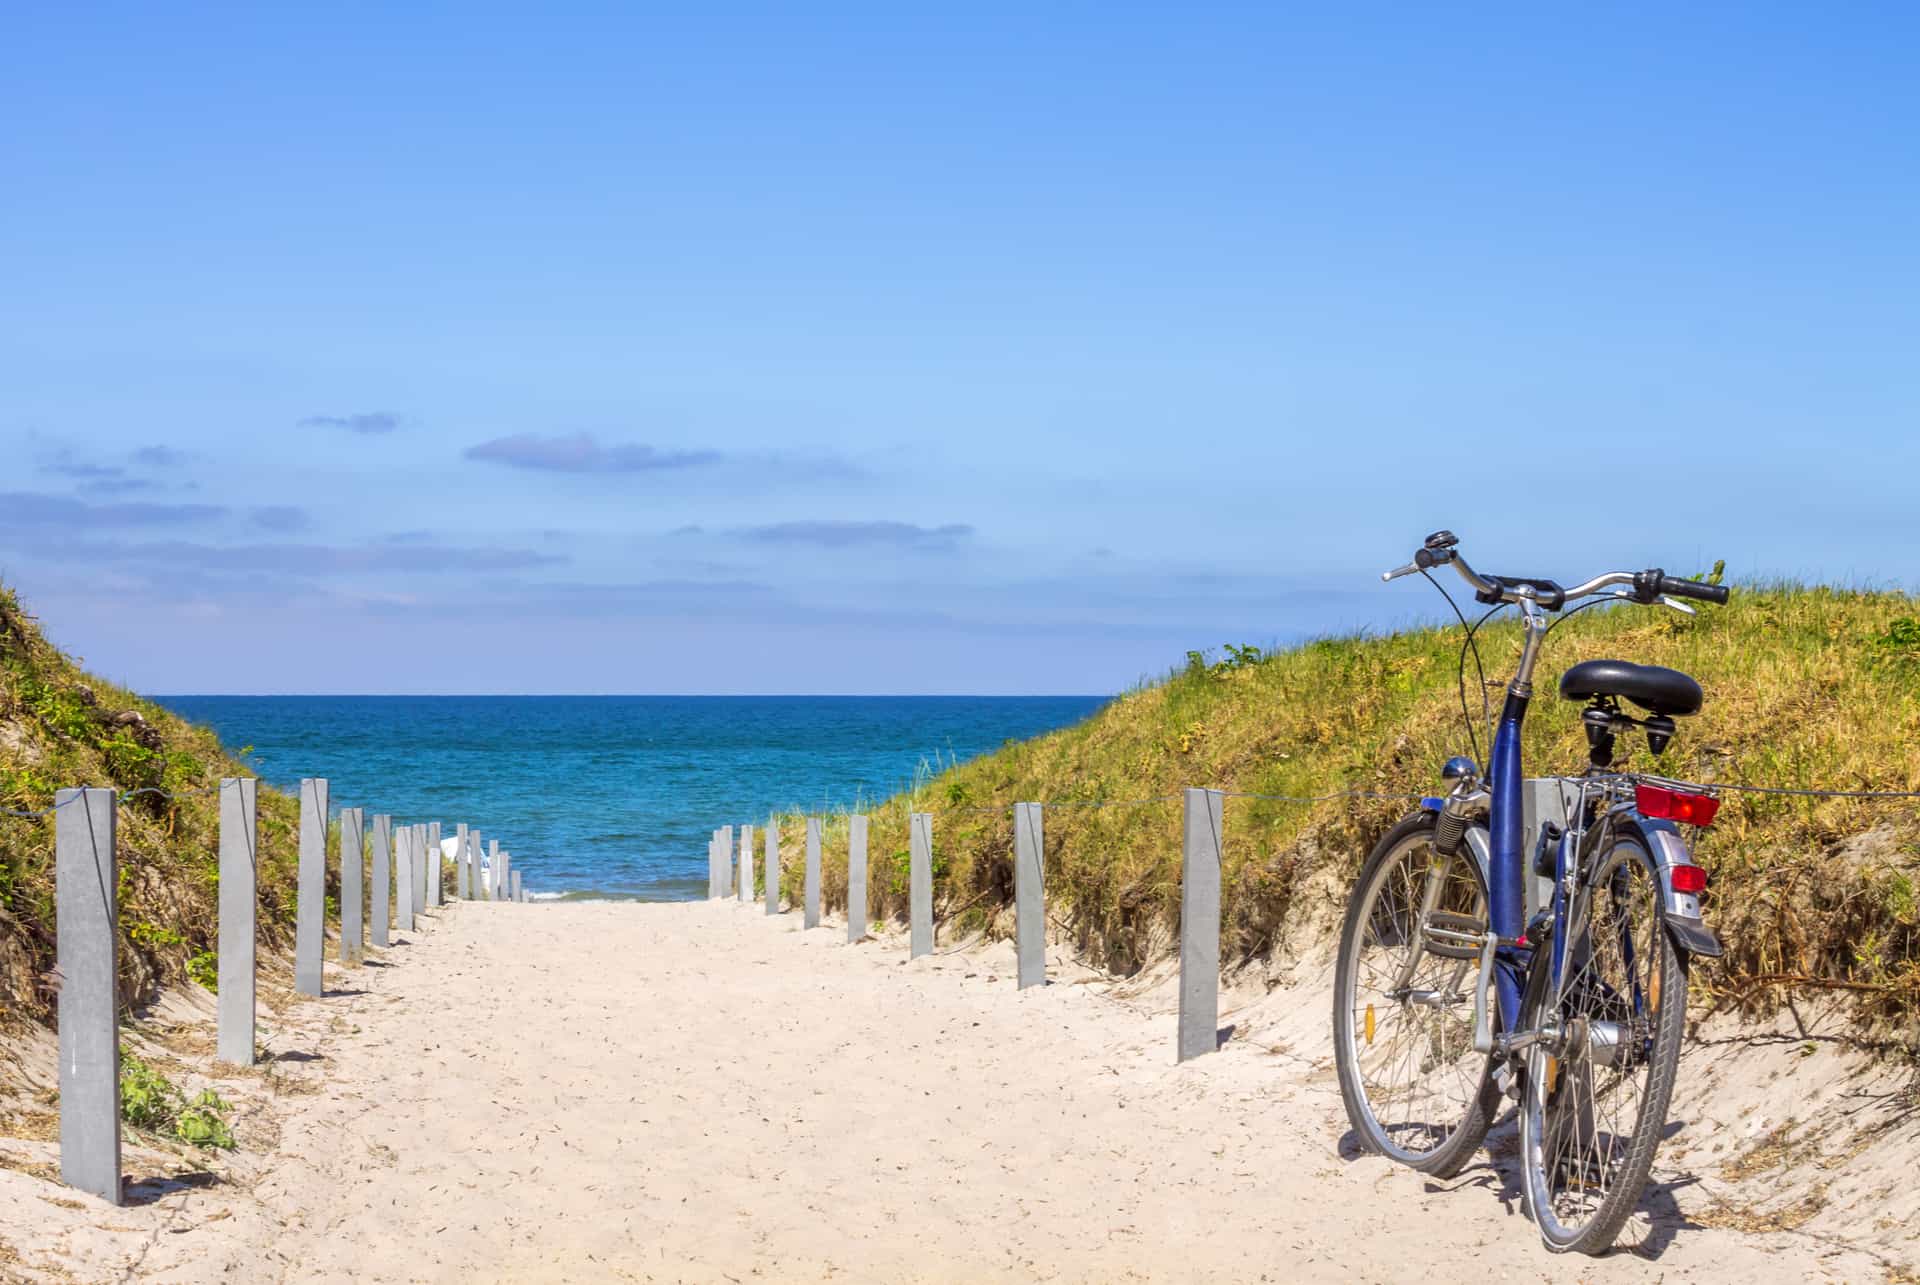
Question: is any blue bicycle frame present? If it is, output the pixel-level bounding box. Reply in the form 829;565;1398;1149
1488;689;1532;1032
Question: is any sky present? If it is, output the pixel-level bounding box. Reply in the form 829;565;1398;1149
3;3;1916;694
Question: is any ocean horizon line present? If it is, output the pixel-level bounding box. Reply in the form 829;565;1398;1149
146;691;1115;700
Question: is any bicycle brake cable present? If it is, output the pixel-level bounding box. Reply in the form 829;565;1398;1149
1422;569;1501;764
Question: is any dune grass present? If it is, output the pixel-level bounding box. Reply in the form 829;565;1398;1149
779;583;1920;1041
0;583;302;1027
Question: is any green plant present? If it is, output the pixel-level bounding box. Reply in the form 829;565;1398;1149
118;1048;236;1150
1873;617;1920;668
128;921;186;949
118;1050;175;1130
187;950;218;992
173;1089;236;1150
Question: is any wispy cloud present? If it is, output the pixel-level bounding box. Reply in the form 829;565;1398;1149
79;478;162;496
737;520;974;551
299;412;401;434
41;457;124;481
37;443;193;491
464;432;720;474
132;445;190;468
249;505;309;533
0;491;226;528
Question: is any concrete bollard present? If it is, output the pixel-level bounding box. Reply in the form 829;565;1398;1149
511;869;522;901
414;823;430;912
1178;788;1225;1062
909;812;932;958
295;778;328;996
718;825;733;898
216;778;258;1065
1014;802;1045;989
763;821;780;915
396;824;415;933
426;821;443;907
738;825;753;904
804;817;822;928
847;814;868;943
371;815;392;948
340;807;365;967
56;787;121;1203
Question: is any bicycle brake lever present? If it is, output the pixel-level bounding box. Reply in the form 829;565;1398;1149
1658;595;1697;616
1381;561;1421;583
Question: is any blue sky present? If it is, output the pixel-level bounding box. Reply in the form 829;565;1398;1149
3;3;1915;693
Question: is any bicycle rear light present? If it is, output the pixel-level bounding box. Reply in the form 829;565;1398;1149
1635;783;1721;828
1668;864;1708;894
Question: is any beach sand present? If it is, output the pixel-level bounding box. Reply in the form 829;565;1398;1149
0;898;1902;1282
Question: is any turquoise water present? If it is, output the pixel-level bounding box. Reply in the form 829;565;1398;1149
151;696;1108;900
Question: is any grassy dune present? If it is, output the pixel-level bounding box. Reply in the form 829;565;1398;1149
0;583;302;1028
782;584;1920;1040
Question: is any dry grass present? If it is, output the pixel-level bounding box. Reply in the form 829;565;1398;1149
777;583;1920;1039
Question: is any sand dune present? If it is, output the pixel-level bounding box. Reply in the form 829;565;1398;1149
0;898;1908;1282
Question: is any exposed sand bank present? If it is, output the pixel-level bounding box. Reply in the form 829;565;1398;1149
1;898;1913;1282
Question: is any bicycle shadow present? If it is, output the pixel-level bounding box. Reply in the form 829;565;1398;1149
1340;1115;1706;1258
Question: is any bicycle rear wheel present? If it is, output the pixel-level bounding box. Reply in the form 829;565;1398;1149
1520;833;1688;1253
1333;812;1498;1176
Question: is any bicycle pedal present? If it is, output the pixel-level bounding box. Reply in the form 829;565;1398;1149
1493;1062;1518;1101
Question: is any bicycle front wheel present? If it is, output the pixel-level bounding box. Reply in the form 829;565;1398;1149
1333;812;1498;1176
1520;832;1688;1254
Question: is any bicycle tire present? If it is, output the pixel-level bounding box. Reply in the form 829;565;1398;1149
1519;831;1688;1253
1333;811;1500;1176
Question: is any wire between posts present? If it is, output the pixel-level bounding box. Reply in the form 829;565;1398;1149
1;779;236;820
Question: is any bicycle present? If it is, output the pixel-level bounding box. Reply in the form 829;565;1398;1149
1331;530;1729;1254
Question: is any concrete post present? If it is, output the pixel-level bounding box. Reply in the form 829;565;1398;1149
295;778;328;996
371;815;392;948
718;825;733;898
426;821;442;907
763;821;779;915
909;812;933;958
56;787;120;1203
738;825;753;904
804;817;822;928
413;823;429;912
396;824;415;933
340;807;365;967
455;823;469;898
847;814;868;943
216;778;257;1066
511;869;522;901
1014;802;1046;989
1178;788;1224;1062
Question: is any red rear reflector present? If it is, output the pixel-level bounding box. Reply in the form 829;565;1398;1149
1635;783;1721;828
1669;864;1708;894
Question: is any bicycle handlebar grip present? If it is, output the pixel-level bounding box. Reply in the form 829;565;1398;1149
1660;574;1730;605
1635;568;1729;605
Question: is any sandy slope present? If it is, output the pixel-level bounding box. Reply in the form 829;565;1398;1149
0;898;1910;1283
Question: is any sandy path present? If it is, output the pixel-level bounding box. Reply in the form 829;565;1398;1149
6;899;1895;1282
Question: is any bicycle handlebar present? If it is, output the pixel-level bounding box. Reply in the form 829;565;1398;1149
1382;533;1730;610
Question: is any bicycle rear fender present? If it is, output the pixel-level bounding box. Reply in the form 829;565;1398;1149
1621;814;1725;959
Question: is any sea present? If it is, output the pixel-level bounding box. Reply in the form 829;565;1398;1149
150;696;1108;901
